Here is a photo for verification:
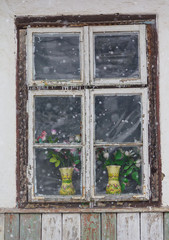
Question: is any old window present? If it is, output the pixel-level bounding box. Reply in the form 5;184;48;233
16;15;160;208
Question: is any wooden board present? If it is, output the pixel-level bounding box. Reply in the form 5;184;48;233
20;214;41;240
63;214;80;240
81;213;101;240
164;213;169;240
42;214;61;240
141;213;163;240
0;214;4;240
117;213;140;240
102;213;116;240
4;214;19;240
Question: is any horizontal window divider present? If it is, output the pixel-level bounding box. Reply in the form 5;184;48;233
28;84;148;91
92;193;149;201
94;142;143;147
30;195;86;203
33;143;82;148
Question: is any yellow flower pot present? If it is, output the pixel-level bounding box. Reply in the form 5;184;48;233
106;165;121;194
59;167;75;195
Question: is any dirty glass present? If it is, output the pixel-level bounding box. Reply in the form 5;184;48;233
35;148;82;196
94;33;139;79
34;33;80;80
35;96;81;144
95;146;142;195
95;95;141;143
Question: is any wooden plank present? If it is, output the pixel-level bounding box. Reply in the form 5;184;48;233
141;213;163;240
4;214;19;240
20;214;41;240
42;214;61;240
164;213;169;240
102;213;116;240
0;214;4;240
81;213;101;240
63;214;80;240
117;213;140;240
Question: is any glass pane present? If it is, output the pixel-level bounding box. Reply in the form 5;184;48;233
95;146;142;195
34;33;80;80
94;33;139;79
35;96;81;143
35;148;82;196
95;95;141;143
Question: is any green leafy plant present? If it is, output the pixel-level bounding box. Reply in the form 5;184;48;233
47;148;81;172
96;148;141;191
36;130;81;172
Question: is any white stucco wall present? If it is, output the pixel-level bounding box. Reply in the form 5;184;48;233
0;0;169;207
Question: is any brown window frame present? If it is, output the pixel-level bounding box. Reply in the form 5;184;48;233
16;14;161;208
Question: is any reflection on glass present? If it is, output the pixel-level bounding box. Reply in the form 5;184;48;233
34;33;80;80
35;96;81;143
95;146;142;195
95;95;141;143
94;33;139;79
35;148;81;196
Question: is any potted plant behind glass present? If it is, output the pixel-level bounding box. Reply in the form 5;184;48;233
96;148;141;194
37;130;81;195
47;147;80;195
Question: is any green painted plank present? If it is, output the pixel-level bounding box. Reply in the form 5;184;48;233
81;213;100;240
164;213;169;240
20;214;41;240
102;213;116;240
5;214;19;240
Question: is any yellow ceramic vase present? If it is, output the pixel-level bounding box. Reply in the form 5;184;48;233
106;165;121;194
59;167;75;195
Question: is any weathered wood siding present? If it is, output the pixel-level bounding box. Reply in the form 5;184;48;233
0;212;168;239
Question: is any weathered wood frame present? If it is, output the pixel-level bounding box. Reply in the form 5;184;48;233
28;90;86;202
27;27;85;86
89;25;147;85
16;14;160;208
90;88;149;202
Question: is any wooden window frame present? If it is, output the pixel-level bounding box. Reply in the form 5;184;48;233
16;14;161;208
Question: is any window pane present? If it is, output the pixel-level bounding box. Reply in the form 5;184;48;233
95;146;142;195
34;33;80;80
35;96;81;143
94;33;139;79
95;95;141;143
35;148;82;196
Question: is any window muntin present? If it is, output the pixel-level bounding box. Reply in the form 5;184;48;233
28;90;86;201
27;25;149;202
90;25;147;85
27;28;84;85
90;88;149;201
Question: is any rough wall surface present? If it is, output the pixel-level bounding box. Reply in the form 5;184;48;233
0;0;169;207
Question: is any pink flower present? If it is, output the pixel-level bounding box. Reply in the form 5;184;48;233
74;167;79;172
54;148;61;152
70;149;76;156
51;129;57;135
37;131;47;142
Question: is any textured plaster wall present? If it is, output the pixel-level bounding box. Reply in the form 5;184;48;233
0;0;169;207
